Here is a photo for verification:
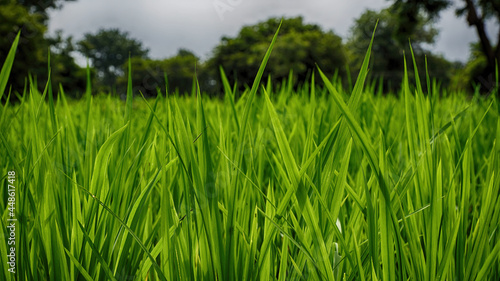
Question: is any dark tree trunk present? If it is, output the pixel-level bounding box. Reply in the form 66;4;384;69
463;0;499;94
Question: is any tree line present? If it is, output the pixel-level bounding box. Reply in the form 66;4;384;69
0;0;498;98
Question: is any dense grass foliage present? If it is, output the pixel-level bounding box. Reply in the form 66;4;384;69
1;29;500;280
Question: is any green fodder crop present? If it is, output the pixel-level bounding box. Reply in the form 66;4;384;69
1;27;500;281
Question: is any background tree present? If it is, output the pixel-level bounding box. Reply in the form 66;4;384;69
347;8;455;91
47;31;88;97
77;28;149;92
0;0;47;95
0;0;82;98
390;0;500;93
451;42;488;90
390;0;450;44
17;0;76;22
117;49;200;97
206;16;346;93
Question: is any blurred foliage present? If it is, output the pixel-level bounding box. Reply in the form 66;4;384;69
451;42;489;92
117;49;200;97
205;16;347;93
48;31;88;98
0;0;47;95
0;0;85;99
2;0;497;98
390;0;451;36
77;28;149;93
347;8;455;92
454;0;500;93
17;0;76;22
390;0;500;94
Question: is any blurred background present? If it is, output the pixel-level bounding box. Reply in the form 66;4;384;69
1;0;499;98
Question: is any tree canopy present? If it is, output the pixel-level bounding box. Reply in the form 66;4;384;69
206;17;347;92
347;8;454;91
0;0;85;98
48;31;88;96
0;0;48;94
390;0;500;92
17;0;76;21
77;28;149;91
117;49;199;97
1;0;492;97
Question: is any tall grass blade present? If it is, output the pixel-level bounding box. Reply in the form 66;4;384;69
0;32;20;101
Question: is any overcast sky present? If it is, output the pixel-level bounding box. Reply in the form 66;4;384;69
48;0;498;64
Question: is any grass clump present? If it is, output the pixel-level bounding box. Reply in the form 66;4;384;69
1;27;499;281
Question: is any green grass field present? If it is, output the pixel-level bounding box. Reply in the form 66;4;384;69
1;28;499;280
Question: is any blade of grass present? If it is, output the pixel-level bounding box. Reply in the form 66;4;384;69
0;32;20;101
